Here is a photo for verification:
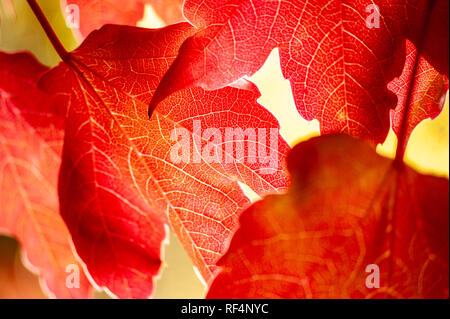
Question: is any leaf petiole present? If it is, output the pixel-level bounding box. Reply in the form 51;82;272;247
27;0;70;62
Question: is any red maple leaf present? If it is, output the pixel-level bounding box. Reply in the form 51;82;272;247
30;0;290;297
207;134;449;299
0;52;93;298
149;0;449;145
63;0;184;41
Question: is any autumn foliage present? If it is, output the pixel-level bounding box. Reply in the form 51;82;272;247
0;0;448;299
208;135;449;298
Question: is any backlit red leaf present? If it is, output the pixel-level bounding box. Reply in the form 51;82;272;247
207;135;449;298
149;0;449;145
39;23;290;298
0;52;93;298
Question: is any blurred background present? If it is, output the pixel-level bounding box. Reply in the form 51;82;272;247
0;0;448;299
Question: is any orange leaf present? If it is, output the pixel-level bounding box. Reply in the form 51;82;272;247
208;135;449;298
0;52;93;298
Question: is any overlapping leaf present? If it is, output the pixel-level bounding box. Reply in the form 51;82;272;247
39;23;290;298
0;52;92;298
207;134;449;298
149;0;449;145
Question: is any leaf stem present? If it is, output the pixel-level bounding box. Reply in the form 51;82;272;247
27;0;70;62
394;0;437;164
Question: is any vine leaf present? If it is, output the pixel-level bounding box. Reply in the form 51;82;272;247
207;134;449;299
0;52;93;298
149;0;449;145
38;23;290;298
